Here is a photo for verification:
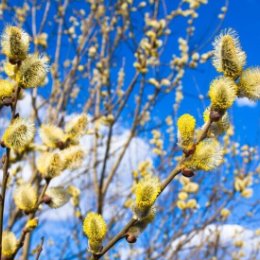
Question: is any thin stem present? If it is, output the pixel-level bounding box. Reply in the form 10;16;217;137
0;85;21;259
35;237;45;260
10;180;50;260
93;218;137;259
0;149;10;259
92;109;215;259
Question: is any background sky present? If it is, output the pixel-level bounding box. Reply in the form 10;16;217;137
1;1;260;259
222;0;260;144
166;0;260;145
6;0;260;145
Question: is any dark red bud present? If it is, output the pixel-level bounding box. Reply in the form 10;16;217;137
56;141;66;149
182;168;195;178
41;195;52;204
126;233;137;244
210;110;223;122
183;145;196;156
9;58;18;65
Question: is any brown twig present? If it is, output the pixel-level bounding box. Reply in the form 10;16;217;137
91;108;215;259
0;85;21;259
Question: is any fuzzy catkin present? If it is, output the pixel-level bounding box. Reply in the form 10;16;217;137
39;124;67;148
13;184;37;212
212;29;246;78
2;118;35;151
83;212;107;253
1;26;30;62
177;114;196;149
60;146;84;170
208;77;237;111
16;54;48;88
238;68;260;100
133;175;160;219
0;79;16;100
45;186;70;208
184;138;223;171
65;114;88;139
2;231;17;257
37;152;63;179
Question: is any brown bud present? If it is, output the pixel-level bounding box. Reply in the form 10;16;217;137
125;233;137;244
1;97;13;106
209;110;223;122
45;178;51;184
9;58;18;65
182;168;195;178
183;145;196;156
1;141;6;148
41;194;52;204
2;256;13;260
14;113;20;119
56;141;66;150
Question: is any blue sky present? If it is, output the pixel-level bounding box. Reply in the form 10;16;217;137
173;0;260;145
1;1;260;259
219;0;260;143
5;0;260;145
224;0;260;144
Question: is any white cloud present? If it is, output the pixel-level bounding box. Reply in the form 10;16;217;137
236;97;257;107
167;224;260;259
1;106;153;221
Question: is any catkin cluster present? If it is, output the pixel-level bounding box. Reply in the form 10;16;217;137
1;26;49;153
83;212;107;253
37;114;87;181
32;114;88;211
177;29;260;176
0;26;88;219
122;29;260;247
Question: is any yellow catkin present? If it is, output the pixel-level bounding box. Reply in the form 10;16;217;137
208;77;237;111
186;199;197;209
178;191;188;201
67;185;80;207
220;208;230;219
234;179;243;192
238;68;260;100
45;186;70;208
177;200;186;210
39;124;67;148
0;79;16;100
1;26;30;62
2;231;17;257
212;29;246;78
4;62;17;79
183;182;199;193
25;218;38;230
16;54;48;88
134;175;161;216
60;146;85;170
13;183;37;212
241;188;253;198
67;185;80;197
83;212;107;253
185;139;223;171
65;114;88;139
36;152;63;179
2;118;35;151
177;114;196;149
